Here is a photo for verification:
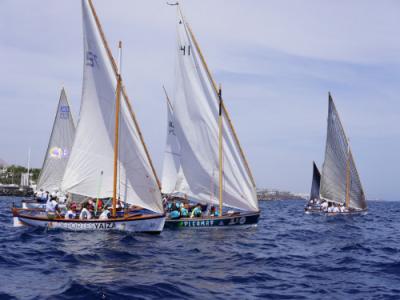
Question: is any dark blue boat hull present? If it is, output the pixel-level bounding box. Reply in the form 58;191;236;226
164;212;260;229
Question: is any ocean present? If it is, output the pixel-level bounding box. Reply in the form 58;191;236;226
0;197;399;299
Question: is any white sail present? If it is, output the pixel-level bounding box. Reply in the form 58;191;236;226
171;8;258;212
320;94;367;210
36;88;76;192
161;97;181;194
61;0;163;214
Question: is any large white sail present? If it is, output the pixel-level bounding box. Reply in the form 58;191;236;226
61;0;163;213
161;97;181;194
171;8;258;212
319;94;367;210
36;88;76;192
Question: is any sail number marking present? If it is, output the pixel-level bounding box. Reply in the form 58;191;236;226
86;51;98;67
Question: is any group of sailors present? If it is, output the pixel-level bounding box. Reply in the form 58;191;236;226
35;189;127;220
34;189;66;204
306;198;349;213
163;196;220;219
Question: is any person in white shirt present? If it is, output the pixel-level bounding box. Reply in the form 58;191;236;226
58;194;67;204
99;209;110;220
79;208;92;220
46;198;58;213
35;190;43;200
332;206;340;213
65;210;76;219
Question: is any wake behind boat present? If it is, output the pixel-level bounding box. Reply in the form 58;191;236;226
161;4;260;228
307;94;367;215
13;0;165;233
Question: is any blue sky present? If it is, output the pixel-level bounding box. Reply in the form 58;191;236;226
0;0;399;200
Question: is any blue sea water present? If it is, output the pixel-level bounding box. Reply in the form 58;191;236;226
0;197;399;300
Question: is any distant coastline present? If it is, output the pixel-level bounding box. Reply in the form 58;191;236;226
257;189;307;201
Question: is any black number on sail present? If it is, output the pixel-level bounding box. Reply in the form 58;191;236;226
180;45;191;56
59;105;70;119
168;121;176;135
86;51;98;67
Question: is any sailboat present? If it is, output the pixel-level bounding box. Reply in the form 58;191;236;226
304;162;322;214
13;0;165;232
317;93;367;214
162;4;260;228
21;88;76;210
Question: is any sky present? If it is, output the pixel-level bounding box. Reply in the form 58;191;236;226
0;0;399;200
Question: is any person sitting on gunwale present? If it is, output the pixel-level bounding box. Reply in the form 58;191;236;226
46;197;59;218
180;205;189;218
99;209;111;220
79;207;92;220
209;206;219;217
116;198;124;211
169;209;180;219
64;202;77;219
190;204;202;218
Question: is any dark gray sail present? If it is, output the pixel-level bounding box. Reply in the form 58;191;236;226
319;94;367;210
309;162;321;201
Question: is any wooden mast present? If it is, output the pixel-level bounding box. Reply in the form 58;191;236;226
112;41;122;218
162;85;173;111
87;0;162;191
179;9;256;189
218;85;223;216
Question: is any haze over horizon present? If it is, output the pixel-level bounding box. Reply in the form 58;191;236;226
0;0;399;200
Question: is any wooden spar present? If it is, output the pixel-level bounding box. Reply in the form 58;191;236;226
87;0;162;191
218;85;223;216
181;12;256;189
162;85;173;111
112;41;122;218
345;148;351;209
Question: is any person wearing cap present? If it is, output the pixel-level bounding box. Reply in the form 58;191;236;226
65;202;77;219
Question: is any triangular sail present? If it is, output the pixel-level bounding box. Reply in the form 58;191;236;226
36;88;76;192
319;94;367;210
309;162;321;201
161;91;181;194
171;8;258;212
61;0;163;213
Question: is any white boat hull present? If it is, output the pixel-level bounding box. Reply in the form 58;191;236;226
21;201;46;209
16;212;165;233
13;216;26;227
